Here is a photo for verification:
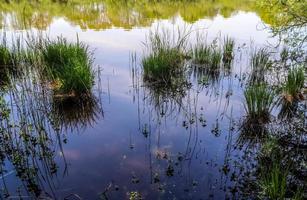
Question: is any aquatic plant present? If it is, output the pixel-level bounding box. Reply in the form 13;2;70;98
0;43;11;86
280;47;289;63
249;48;271;84
259;160;287;199
211;48;222;69
42;37;94;95
191;43;211;65
0;36;26;87
0;72;67;198
282;66;305;103
0;44;12;67
251;49;271;70
142;29;189;84
222;36;235;64
244;84;274;122
190;39;222;70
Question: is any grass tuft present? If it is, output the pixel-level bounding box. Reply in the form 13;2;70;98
142;29;189;84
222;36;235;64
191;43;211;65
250;48;271;83
42;37;94;95
211;48;222;70
282;66;305;103
259;161;287;200
0;45;12;67
244;84;274;122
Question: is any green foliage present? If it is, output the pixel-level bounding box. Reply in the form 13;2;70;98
259;161;287;200
282;66;305;102
191;43;211;65
42;37;94;95
244;84;274;122
191;40;222;71
222;36;235;64
250;48;271;83
257;0;306;47
251;48;271;70
0;45;12;67
142;30;188;84
211;48;222;69
280;47;289;62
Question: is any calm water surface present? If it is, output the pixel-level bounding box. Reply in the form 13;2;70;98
0;1;284;199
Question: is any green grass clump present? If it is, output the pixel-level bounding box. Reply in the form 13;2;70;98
42;37;94;95
191;43;211;65
211;48;222;69
0;45;12;67
280;47;289;63
282;66;305;103
142;30;188;84
259;161;287;200
250;48;271;83
244;84;274;122
222;36;235;64
191;42;222;69
143;48;184;83
251;48;271;69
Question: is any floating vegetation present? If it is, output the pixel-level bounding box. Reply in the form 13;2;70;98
142;29;189;85
244;84;274;123
42;37;94;95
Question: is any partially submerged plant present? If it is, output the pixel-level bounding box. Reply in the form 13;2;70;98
42;37;94;95
0;44;12;67
282;66;305;103
142;29;189;84
259;160;288;200
244;84;274;122
249;48;272;84
211;48;222;70
280;47;289;63
222;36;235;64
191;43;211;65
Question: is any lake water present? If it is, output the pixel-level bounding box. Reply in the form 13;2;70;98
0;1;302;199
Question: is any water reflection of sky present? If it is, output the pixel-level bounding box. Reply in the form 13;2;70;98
1;11;277;199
